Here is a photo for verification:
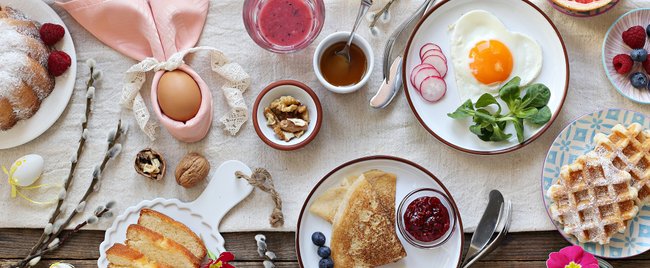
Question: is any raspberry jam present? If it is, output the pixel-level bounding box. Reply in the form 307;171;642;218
403;196;451;242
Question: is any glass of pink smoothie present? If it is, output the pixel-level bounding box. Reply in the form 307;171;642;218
243;0;325;53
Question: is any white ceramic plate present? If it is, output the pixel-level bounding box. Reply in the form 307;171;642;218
602;8;650;104
296;156;464;267
402;0;568;155
0;0;77;149
98;160;254;267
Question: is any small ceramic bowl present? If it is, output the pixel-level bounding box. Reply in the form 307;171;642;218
397;188;457;249
313;31;374;94
547;0;620;17
253;80;322;151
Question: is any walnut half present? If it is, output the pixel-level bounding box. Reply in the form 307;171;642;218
134;149;166;180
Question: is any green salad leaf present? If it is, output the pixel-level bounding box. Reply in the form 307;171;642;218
447;76;553;143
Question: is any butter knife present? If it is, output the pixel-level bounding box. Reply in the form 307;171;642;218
462;190;505;267
370;0;436;108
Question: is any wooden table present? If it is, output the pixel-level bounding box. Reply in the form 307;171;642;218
1;229;649;267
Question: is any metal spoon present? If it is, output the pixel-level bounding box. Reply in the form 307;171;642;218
336;0;373;62
596;257;614;268
461;190;504;267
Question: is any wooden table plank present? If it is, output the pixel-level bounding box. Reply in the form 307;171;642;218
2;228;650;267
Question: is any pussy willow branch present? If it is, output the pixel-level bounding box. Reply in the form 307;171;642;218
27;65;97;256
15;208;110;267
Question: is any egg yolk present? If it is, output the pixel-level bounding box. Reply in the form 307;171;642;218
468;40;513;85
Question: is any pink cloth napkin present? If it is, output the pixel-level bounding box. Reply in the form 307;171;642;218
57;0;214;142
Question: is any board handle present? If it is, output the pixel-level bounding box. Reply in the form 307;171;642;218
189;160;254;250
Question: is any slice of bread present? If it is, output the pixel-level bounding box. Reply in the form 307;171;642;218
126;224;201;268
106;243;170;268
137;209;207;260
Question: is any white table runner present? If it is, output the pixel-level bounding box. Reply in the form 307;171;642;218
0;0;648;233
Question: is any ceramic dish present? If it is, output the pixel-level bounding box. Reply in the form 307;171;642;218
547;0;620;17
296;156;464;267
602;8;650;104
0;0;77;149
402;0;569;155
252;80;322;150
542;108;650;258
313;31;374;94
98;160;254;267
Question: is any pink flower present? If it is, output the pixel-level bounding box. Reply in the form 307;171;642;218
546;245;599;268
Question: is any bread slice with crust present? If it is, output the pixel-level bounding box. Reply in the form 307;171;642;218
126;225;201;268
137;209;206;260
330;176;406;267
106;243;171;268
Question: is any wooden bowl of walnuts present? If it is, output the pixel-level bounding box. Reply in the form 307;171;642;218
253;80;322;151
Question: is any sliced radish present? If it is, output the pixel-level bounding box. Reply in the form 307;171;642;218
422;55;448;77
410;63;435;86
418;76;447;102
412;67;441;90
421;49;447;62
419;43;442;59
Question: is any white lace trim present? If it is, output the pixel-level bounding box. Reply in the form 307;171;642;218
120;46;251;140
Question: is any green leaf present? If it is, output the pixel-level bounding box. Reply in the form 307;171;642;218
489;123;512;141
447;99;475;119
475;109;497;123
513;118;524;143
476;93;502;114
498;77;521;109
470;124;493;141
527;106;552;125
521;84;551;108
514;107;538;119
207;250;217;260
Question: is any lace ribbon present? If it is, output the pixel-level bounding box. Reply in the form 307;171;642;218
2;165;62;205
121;46;251;140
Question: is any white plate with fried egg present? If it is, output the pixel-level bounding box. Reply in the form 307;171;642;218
402;0;568;155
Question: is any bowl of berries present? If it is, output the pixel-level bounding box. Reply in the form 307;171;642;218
603;8;650;104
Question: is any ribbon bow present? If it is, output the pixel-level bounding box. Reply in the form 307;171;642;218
121;46;251;140
2;165;62;205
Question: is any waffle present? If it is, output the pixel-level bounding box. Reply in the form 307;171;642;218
547;150;639;244
592;123;650;204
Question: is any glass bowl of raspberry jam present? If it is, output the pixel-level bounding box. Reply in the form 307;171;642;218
397;188;457;248
243;0;325;53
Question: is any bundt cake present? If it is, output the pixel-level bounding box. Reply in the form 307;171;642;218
0;5;56;131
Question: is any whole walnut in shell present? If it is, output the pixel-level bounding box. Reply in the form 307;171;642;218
175;153;210;188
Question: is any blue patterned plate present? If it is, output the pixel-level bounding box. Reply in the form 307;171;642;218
542;108;650;258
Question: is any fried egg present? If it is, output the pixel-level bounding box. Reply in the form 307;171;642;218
450;10;543;101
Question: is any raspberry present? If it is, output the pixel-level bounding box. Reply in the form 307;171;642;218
622;26;647;49
47;51;71;76
613;54;633;74
39;23;65;46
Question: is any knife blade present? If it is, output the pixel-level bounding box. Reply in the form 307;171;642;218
462;190;505;266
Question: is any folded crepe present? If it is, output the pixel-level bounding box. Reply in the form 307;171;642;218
309;169;397;223
330;175;407;267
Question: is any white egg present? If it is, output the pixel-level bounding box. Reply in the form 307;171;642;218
50;262;75;268
449;10;543;102
10;154;44;187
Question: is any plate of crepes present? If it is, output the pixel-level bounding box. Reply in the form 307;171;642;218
402;0;568;155
296;156;463;267
542;108;650;258
0;0;76;149
98;160;254;267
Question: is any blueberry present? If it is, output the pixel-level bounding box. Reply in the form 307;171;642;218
631;72;649;88
317;246;331;258
647;24;650;36
319;257;334;268
630;48;648;62
311;232;326;246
